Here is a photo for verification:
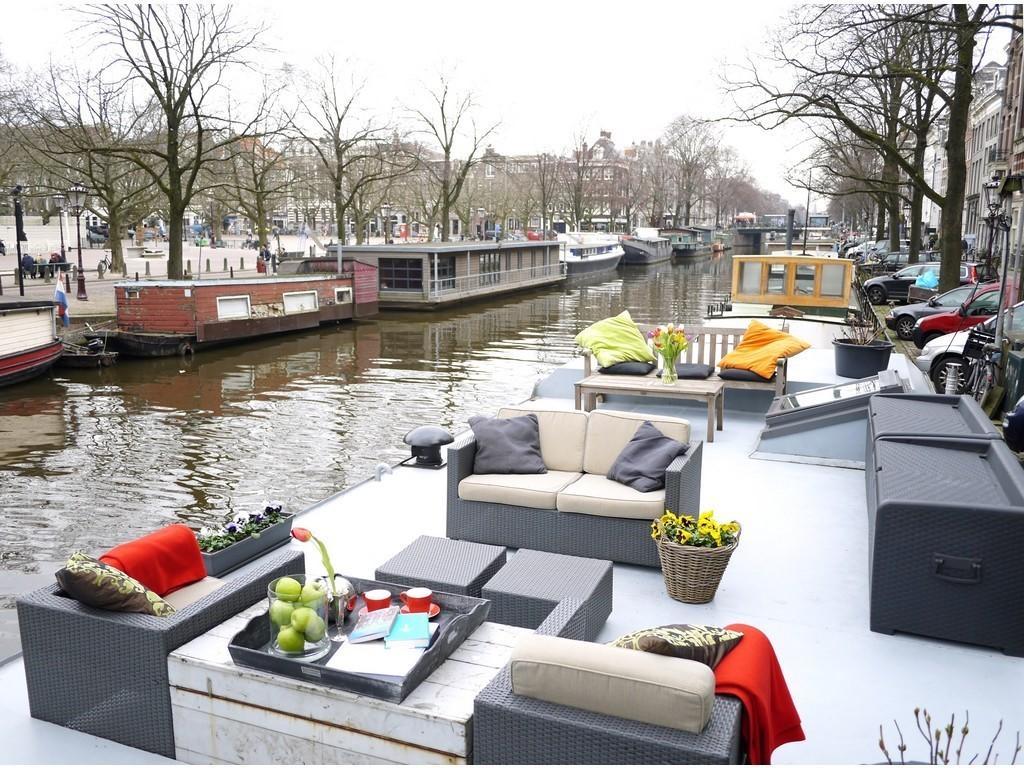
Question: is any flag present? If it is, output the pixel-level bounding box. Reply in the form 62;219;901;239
54;283;70;327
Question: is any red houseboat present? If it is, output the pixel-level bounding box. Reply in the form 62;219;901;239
93;261;378;357
0;298;63;387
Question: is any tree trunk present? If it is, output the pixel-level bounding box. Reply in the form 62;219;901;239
107;208;125;272
874;200;886;241
167;208;184;279
887;193;900;252
255;197;268;247
939;6;975;292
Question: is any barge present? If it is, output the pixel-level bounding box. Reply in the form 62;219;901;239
557;233;623;276
0;298;62;387
619;227;672;265
91;264;378;357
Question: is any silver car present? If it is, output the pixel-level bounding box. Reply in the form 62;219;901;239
915;303;1024;391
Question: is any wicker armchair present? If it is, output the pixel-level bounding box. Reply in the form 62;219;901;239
473;598;743;765
16;548;303;758
447;432;703;568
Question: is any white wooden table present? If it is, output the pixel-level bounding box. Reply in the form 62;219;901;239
167;601;530;764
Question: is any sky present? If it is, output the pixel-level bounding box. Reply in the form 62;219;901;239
0;2;1011;210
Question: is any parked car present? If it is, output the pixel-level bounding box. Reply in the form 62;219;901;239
915;303;1024;392
912;284;1006;348
885;283;994;340
864;262;941;304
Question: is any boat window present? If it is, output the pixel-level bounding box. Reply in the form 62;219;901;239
739;262;762;294
379;258;423;291
283;290;319;314
216;295;251;320
434;255;456;290
820;264;846;296
479;253;501;286
335;287;353;304
794;265;816;295
767;263;787;294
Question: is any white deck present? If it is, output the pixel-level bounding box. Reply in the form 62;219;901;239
0;351;1020;764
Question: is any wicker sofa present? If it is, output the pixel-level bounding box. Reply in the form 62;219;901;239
16;548;303;758
474;599;743;764
447;406;702;568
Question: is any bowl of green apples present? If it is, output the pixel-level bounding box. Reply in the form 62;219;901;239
267;574;331;659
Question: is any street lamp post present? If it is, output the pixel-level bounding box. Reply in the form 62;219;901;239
67;183;88;301
53;193;70;293
381;202;392;245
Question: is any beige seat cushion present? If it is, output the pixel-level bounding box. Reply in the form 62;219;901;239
459;471;582;510
497;406;588;472
163;576;224;610
557;474;665;520
583;409;691;476
510;634;715;734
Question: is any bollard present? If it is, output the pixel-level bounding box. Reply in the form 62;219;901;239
944;362;961;395
230;267;234;278
240;257;245;270
186;259;192;274
205;258;211;273
145;260;151;276
135;272;139;281
44;268;52;285
223;257;228;271
66;271;71;292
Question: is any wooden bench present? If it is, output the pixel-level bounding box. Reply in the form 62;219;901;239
581;325;789;398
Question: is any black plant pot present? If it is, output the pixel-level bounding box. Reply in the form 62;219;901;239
832;339;894;379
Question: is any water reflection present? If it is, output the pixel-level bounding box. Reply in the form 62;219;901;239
0;255;732;584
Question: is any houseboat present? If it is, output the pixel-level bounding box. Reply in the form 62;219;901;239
90;264;378;357
557;232;624;276
337;241;564;310
658;227;701;256
619;227;672;265
0;298;62;387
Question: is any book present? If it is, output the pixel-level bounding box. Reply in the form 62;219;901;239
325;642;423;677
384;612;431;650
348;606;400;644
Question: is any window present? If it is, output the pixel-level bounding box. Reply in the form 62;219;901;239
936;286;973;307
433;255;456;290
379;258;423;291
820;264;846;296
967;291;999;316
766;263;787;294
335;287;353;304
485;164;495;178
795;265;816;295
739;262;762;294
216;295;251;320
282;290;319;314
479;253;501;285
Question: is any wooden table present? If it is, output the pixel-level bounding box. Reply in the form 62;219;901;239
574;374;725;442
168;601;531;764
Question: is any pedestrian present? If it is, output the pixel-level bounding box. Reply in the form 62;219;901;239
21;252;35;279
0;239;6;256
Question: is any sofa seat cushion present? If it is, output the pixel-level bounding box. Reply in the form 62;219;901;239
510;634;715;734
497;406;588;472
163;576;225;611
583;409;691;476
557;474;665;520
459;470;582;510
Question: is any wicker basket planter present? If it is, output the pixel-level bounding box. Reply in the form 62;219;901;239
656;535;739;604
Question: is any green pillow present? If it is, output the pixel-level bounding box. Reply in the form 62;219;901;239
610;624;743;668
575;311;656;369
55;552;175;617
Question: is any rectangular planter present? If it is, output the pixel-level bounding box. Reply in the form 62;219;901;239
201;514;295;577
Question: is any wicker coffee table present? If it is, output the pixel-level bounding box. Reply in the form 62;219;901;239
375;535;507;597
481;549;613;641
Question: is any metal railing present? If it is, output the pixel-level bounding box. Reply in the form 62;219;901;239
425;262;565;297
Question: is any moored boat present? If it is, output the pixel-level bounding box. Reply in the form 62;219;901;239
620;227;672;265
0;298;63;387
55;340;119;368
557;233;624;276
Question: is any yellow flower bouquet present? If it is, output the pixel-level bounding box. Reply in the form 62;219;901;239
650;510;740;603
647;324;689;384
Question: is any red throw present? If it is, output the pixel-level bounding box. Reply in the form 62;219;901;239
714;623;805;764
100;523;207;597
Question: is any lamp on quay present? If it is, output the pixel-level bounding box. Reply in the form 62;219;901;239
66;182;88;301
53;193;70;293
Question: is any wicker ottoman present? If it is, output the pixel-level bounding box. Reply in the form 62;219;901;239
482;549;613;641
374;535;507;597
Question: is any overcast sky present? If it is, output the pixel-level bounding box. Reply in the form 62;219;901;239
0;2;1012;210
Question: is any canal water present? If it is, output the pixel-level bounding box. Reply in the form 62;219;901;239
0;254;732;651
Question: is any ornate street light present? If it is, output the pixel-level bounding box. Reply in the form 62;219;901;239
52;193;70;292
66;182;88;301
381;202;392;245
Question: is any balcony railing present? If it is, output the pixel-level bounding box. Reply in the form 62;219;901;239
426;262;565;297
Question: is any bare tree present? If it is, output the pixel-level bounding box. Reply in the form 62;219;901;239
559;130;596;231
408;76;497;241
534;152;559;234
663;116;717;226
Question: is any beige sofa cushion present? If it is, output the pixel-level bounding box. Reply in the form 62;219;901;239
557;474;665;520
497;406;588;472
163;576;224;611
510;634;715;734
459;471;582;510
583;410;691;476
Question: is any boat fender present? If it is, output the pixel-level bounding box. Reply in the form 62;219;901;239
176;341;195;357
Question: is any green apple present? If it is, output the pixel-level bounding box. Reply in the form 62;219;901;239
274;577;302;602
299;583;324;604
290;606;316;633
269;599;294;627
276;626;306;653
303;615;326;643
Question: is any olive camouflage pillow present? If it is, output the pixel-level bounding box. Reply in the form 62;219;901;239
610;624;743;668
55;552;175;617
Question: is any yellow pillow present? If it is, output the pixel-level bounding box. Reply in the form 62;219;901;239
575;311;656;369
718;321;810;379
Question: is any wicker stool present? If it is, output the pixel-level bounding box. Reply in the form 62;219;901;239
482;549;613;641
374;535;507;597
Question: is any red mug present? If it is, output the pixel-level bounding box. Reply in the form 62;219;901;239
363;589;392;612
399;587;433;613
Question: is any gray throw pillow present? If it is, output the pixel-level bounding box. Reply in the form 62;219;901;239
675;363;712;379
598;361;656;376
606;421;687;492
468;414;547;474
718;367;774;382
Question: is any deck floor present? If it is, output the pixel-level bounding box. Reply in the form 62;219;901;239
1;353;1021;764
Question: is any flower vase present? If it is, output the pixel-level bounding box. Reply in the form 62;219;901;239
661;352;679;384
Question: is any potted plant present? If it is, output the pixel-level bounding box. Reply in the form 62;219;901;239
650;510;740;603
197;504;293;577
878;708;1021;765
647;323;689;384
833;308;895;378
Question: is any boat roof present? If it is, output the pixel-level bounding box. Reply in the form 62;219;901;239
0;297;55;310
1;338;1020;764
337;241;559;254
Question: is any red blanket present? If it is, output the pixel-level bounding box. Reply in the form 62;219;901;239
714;623;805;764
100;523;206;596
